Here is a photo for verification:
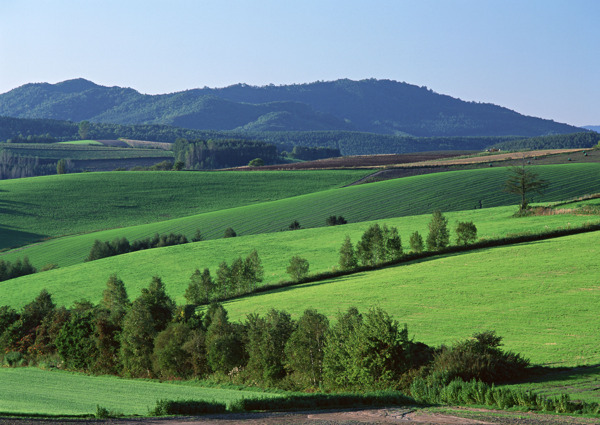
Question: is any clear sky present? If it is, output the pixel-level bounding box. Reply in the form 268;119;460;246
0;0;598;126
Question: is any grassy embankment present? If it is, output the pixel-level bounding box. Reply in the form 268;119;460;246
2;163;600;268
0;367;280;416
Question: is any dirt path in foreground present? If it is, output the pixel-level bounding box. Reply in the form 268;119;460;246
1;407;598;425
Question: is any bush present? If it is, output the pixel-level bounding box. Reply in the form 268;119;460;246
326;215;347;226
3;351;24;367
151;399;227;416
289;220;301;230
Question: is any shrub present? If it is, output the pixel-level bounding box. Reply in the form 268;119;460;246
3;351;24;367
151;399;227;416
248;158;264;167
326;215;347;226
289;220;301;230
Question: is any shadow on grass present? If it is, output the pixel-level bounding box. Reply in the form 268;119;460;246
0;226;47;251
522;364;600;385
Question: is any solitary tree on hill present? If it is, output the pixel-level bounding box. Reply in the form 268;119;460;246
504;164;549;211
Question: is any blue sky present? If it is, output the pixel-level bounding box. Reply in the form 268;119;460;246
0;0;598;126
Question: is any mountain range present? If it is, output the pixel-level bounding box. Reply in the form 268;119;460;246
0;78;582;137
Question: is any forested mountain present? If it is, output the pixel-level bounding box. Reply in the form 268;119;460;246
0;78;582;137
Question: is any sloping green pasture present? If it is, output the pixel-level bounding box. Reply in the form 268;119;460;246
2;163;600;266
220;231;600;367
0;367;279;416
0;169;368;249
2;204;597;310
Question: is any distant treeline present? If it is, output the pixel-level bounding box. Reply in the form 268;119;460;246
491;132;600;151
0;257;36;282
0;151;57;179
172;138;279;169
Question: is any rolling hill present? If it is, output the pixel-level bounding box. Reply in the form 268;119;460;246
0;78;583;137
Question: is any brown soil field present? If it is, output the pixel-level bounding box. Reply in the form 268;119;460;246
1;406;597;425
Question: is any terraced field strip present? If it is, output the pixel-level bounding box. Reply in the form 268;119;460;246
57;140;103;145
2;204;597;310
220;231;600;367
0;368;280;416
0;143;171;159
0;169;368;249
3;163;600;267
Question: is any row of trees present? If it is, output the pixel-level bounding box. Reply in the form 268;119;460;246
86;233;189;262
0;257;36;282
185;250;264;305
339;213;478;270
0;283;528;391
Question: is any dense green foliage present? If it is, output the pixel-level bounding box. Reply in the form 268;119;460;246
0;78;581;137
86;233;189;262
172;138;279;169
491;131;599;150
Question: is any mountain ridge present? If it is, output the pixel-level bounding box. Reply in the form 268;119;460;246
0;78;583;137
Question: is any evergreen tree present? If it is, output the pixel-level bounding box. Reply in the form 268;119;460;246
409;231;424;253
139;276;175;333
120;298;156;377
100;274;130;325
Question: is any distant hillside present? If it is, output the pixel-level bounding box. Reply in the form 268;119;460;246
584;125;600;132
0;78;583;137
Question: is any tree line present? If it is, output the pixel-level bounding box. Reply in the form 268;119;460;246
0;281;528;393
86;233;189;262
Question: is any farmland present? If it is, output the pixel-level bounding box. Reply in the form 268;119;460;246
2;163;600;266
1;154;600;419
0;169;369;249
1;204;598;309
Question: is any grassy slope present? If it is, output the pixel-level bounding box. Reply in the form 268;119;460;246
3;163;600;267
0;143;170;159
220;231;600;367
0;169;368;249
2;204;597;311
0;368;279;416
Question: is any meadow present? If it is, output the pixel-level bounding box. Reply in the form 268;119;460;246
1;204;597;310
219;231;600;368
2;163;599;266
0;169;368;249
0;368;280;416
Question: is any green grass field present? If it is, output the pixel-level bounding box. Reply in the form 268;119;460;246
217;231;600;367
0;368;280;416
0;169;369;249
2;163;599;266
1;204;597;311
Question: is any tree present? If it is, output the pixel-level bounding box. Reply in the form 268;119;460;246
338;236;358;270
139;276;175;333
426;210;449;251
504;164;549;210
120;298;156;377
216;261;232;298
245;309;295;384
289;220;301;230
286;256;310;281
456;221;478;245
78;121;90;140
191;229;204;242
285;309;329;387
409;231;424;253
186;268;215;305
153;322;193;379
326;215;347;226
56;159;67;175
100;274;130;325
223;227;237;238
